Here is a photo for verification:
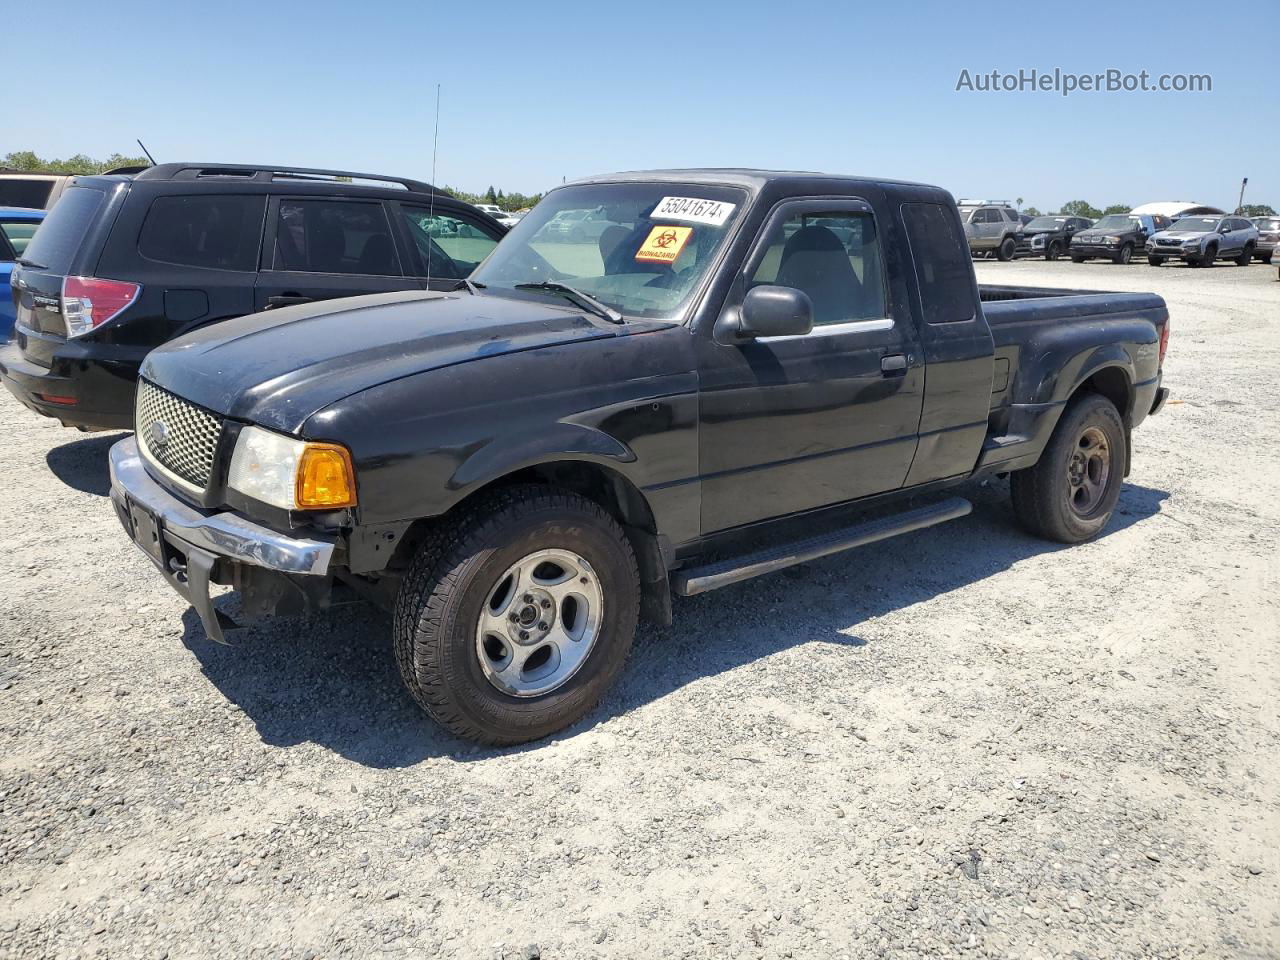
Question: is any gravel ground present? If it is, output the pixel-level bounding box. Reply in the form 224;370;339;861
1;258;1277;960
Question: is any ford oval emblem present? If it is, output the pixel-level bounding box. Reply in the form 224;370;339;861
151;420;170;448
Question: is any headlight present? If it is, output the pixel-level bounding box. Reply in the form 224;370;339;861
1104;237;1119;245
228;425;357;510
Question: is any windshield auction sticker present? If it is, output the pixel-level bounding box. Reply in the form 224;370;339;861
651;197;736;226
635;225;693;263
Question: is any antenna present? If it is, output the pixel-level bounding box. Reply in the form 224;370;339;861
136;139;157;166
426;83;441;288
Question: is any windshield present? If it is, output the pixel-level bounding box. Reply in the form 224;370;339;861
1026;217;1069;230
1091;215;1137;230
956;206;976;222
1253;218;1280;231
1170;217;1219;232
473;182;747;320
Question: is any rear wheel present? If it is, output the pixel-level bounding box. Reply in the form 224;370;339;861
393;485;640;745
1148;255;1164;266
996;235;1016;262
1235;244;1254;266
1114;243;1134;265
1010;393;1126;544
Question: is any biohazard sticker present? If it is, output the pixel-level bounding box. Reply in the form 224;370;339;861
635;225;693;263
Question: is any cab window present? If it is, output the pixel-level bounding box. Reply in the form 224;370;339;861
273;199;401;276
749;210;887;327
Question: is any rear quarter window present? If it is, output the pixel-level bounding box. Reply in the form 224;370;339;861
0;179;54;209
900;202;977;324
138;195;266;271
20;186;106;274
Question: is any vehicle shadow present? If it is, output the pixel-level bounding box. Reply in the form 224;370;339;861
178;478;1169;768
45;433;126;497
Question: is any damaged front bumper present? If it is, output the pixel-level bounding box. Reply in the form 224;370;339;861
108;436;336;642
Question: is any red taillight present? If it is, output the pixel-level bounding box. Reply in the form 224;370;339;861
61;276;141;338
1158;320;1170;365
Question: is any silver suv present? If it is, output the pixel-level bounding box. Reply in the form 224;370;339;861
1250;216;1279;263
956;201;1023;261
1146;215;1259;268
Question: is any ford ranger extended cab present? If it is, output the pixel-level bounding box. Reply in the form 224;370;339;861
107;170;1170;745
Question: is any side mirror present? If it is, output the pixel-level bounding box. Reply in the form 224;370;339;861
1219;224;1231;234
719;285;814;342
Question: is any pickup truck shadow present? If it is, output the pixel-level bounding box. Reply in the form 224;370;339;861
45;433;126;497
178;478;1168;768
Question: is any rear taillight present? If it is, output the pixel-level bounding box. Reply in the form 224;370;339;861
61;276;141;338
1158;320;1170;365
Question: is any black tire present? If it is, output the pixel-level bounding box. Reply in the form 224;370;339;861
1200;244;1216;268
996;235;1016;262
1114;243;1133;265
393;485;640;745
1148;255;1164;266
1071;254;1085;263
1235;244;1253;267
1262;251;1273;264
1010;393;1127;544
1046;241;1062;262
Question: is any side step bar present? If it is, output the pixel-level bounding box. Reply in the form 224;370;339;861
672;496;972;597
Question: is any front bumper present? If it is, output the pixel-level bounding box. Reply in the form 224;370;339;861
109;436;336;642
1147;245;1199;259
1070;243;1125;258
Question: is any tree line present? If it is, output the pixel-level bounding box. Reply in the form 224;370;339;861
5;152;1272;218
1020;198;1276;219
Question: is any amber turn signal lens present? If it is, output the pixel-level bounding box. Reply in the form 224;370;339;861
295;443;357;509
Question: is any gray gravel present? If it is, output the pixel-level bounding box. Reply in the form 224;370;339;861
1;258;1278;959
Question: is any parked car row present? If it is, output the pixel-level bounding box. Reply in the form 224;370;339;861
0;163;507;429
960;199;1274;269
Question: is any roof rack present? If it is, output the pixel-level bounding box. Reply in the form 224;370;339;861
956;199;1014;207
132;162;437;194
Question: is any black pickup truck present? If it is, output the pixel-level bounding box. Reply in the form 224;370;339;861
108;170;1170;744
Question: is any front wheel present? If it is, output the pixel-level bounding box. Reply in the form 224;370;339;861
1199;245;1217;267
1070;254;1085;263
1148;255;1164;266
996;236;1016;262
1010;393;1127;544
393;486;640;745
1262;251;1274;264
1046;241;1062;261
1114;243;1134;265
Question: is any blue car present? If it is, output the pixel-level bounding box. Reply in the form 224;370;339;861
1;207;46;340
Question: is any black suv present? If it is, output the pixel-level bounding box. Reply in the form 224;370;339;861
1;163;505;430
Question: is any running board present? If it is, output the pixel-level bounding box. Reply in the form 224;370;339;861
672;497;972;597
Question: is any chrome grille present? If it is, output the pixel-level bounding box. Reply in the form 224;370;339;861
134;380;223;489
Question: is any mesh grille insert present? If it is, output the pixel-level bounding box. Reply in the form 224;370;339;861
134;380;223;489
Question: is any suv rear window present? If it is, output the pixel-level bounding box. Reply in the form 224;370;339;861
0;179;54;209
138;195;266;272
20;186;106;274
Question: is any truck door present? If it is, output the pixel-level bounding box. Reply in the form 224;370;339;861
254;196;422;312
695;197;925;533
897;201;996;486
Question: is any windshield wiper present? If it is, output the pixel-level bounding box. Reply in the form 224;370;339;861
446;278;487;295
515;282;624;325
15;257;48;270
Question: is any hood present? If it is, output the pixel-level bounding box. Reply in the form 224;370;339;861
1153;230;1209;241
1081;225;1138;239
141;289;625;433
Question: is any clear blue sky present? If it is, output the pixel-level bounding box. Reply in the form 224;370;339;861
11;0;1278;211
